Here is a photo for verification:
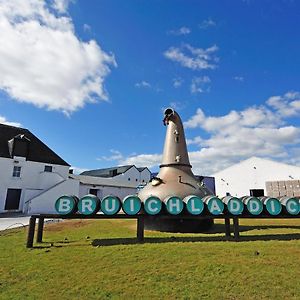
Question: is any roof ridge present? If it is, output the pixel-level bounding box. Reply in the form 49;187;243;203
0;124;69;166
0;123;27;130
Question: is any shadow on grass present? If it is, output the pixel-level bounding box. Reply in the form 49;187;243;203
196;223;300;234
29;239;83;249
91;232;300;247
29;245;63;249
28;223;300;249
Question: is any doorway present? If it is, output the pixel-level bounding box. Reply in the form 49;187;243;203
4;189;22;210
250;189;264;197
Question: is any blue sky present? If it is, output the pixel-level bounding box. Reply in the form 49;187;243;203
1;0;300;175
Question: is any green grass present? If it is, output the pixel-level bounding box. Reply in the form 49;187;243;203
1;218;300;299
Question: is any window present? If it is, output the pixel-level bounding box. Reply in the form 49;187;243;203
44;165;52;172
89;189;98;196
136;179;138;182
12;166;21;177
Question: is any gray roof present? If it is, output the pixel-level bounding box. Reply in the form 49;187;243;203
80;165;150;178
137;167;147;172
80;165;135;178
70;174;139;188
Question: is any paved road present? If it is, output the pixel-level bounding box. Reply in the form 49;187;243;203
0;215;30;231
0;214;61;231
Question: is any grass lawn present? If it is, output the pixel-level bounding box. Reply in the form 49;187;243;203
1;218;300;299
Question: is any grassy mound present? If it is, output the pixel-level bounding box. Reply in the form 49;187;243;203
1;218;300;299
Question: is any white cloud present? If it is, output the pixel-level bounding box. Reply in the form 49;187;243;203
168;101;185;111
184;106;280;130
266;91;300;117
83;23;91;32
97;149;123;161
135;81;151;88
190;76;211;94
233;76;244;82
0;115;21;127
71;166;88;175
186;136;203;146
164;44;219;70
121;91;300;175
121;154;162;169
173;77;183;88
52;0;72;13
199;18;216;29
0;0;116;115
182;108;205;128
168;26;191;36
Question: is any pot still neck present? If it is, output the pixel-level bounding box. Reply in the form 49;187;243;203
160;108;192;170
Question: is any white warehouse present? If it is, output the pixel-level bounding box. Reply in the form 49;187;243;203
213;156;300;197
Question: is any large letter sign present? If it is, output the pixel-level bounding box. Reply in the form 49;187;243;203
261;197;282;215
78;195;100;215
55;195;78;215
54;194;299;217
122;195;142;215
280;197;300;215
144;196;162;215
242;196;263;215
164;196;184;215
202;196;224;215
222;196;244;215
101;196;121;215
183;195;204;215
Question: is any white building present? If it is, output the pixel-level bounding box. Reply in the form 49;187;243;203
75;165;151;199
213;156;300;197
0;124;78;214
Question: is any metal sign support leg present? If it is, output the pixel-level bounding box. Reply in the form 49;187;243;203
26;216;36;248
225;218;231;237
137;216;144;242
233;217;240;241
36;217;44;243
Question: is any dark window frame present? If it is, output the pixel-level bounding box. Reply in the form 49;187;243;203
89;188;98;196
44;165;53;172
12;166;21;177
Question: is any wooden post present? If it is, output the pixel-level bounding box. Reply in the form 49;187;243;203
26;216;36;248
224;218;231;237
233;217;240;241
137;216;144;242
36;217;44;243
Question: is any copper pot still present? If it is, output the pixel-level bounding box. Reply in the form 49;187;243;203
138;108;214;232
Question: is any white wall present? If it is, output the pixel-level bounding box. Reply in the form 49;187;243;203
213;157;300;197
140;168;151;183
75;166;151;201
26;178;79;214
0;156;70;213
115;166;141;184
79;184;136;200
